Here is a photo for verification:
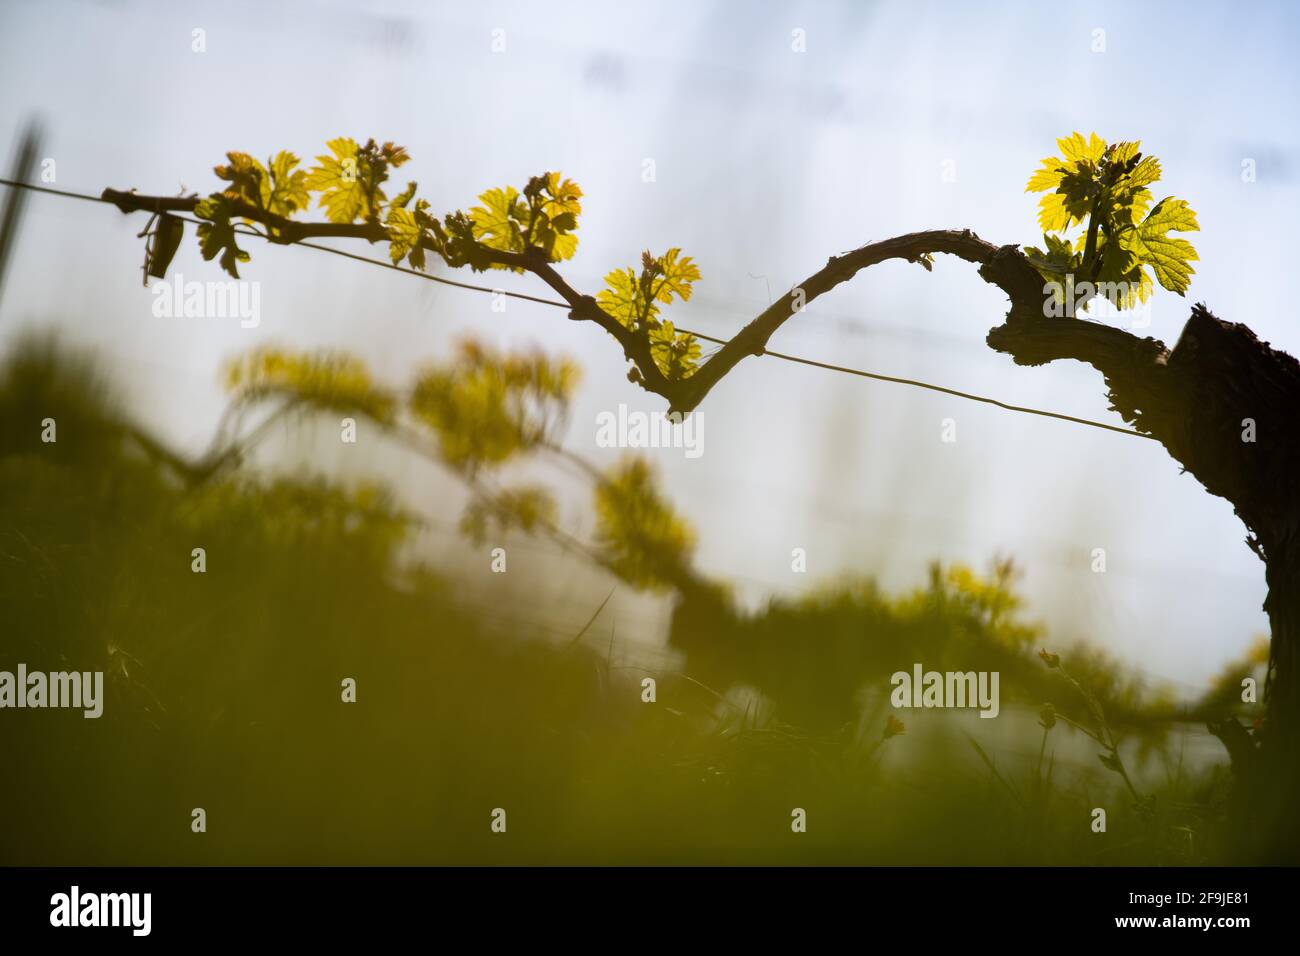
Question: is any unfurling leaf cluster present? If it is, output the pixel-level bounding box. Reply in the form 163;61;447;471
1024;132;1199;312
158;136;709;397
598;248;703;381
183;136;591;281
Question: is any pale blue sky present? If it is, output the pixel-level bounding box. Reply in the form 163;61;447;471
2;0;1297;691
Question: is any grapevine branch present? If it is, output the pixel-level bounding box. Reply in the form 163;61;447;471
95;183;1299;574
98;186;1177;423
20;180;1300;596
0;179;1154;440
101;187;672;402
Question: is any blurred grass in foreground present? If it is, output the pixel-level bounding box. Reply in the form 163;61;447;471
0;333;1263;864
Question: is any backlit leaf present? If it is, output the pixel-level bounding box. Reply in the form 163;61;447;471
1120;197;1200;294
214;151;266;207
194;195;250;279
469;185;527;265
265;150;309;217
1057;131;1106;164
650;248;700;304
386;196;432;270
598;266;654;329
539;172;582;219
1025;133;1200;308
1025;157;1067;193
305;137;371;224
649;320;702;380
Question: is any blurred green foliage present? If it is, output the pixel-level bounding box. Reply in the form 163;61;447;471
0;333;1255;864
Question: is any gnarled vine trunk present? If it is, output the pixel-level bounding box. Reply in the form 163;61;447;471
977;242;1300;857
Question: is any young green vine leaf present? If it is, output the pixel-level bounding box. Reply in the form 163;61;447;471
1023;132;1199;312
194;195;250;279
302;137;409;224
214;150;310;219
177;136;711;384
597;248;703;380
